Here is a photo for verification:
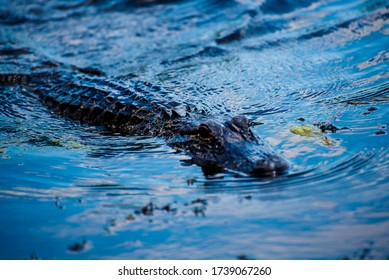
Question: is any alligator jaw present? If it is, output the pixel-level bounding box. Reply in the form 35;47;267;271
248;155;290;177
167;115;290;177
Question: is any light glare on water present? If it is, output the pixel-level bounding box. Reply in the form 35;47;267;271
0;0;388;259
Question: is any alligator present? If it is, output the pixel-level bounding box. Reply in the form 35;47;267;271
0;71;289;176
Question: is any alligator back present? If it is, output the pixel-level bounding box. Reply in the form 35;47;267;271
1;72;179;136
0;72;290;176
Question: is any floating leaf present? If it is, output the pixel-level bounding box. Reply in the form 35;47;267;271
321;136;337;146
290;125;322;137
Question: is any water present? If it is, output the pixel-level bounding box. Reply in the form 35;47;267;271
0;0;388;259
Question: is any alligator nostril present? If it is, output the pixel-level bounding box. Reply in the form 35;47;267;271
271;155;289;174
251;156;289;176
251;159;273;175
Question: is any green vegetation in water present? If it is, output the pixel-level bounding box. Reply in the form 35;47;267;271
290;124;322;137
187;177;197;185
62;140;86;149
290;125;338;146
28;136;86;149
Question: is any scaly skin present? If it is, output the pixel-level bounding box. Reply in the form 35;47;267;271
0;72;289;176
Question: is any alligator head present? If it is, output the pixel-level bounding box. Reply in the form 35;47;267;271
168;115;289;176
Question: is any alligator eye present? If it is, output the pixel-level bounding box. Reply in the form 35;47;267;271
198;124;212;139
231;115;249;131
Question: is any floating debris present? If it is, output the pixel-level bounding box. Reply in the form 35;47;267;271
249;120;264;126
134;202;159;216
63;140;85;149
28;136;61;147
315;122;339;133
193;206;205;217
367;106;378;112
290;124;322;137
291;123;340;146
126;214;135;221
362;106;379;115
28;135;85;149
54;197;65;210
347;101;369;105
186;177;196;185
321;136;337;146
375;130;386;135
67;239;89;253
161;204;177;214
132;199;207;220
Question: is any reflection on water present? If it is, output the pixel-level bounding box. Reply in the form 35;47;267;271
0;0;388;259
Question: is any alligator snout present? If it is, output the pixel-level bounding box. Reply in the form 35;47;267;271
170;115;290;177
250;155;290;176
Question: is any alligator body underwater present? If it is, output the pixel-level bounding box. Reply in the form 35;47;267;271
0;71;289;177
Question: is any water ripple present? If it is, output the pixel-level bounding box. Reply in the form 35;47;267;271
0;0;388;260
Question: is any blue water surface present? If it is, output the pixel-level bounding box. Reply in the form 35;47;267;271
0;0;388;259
